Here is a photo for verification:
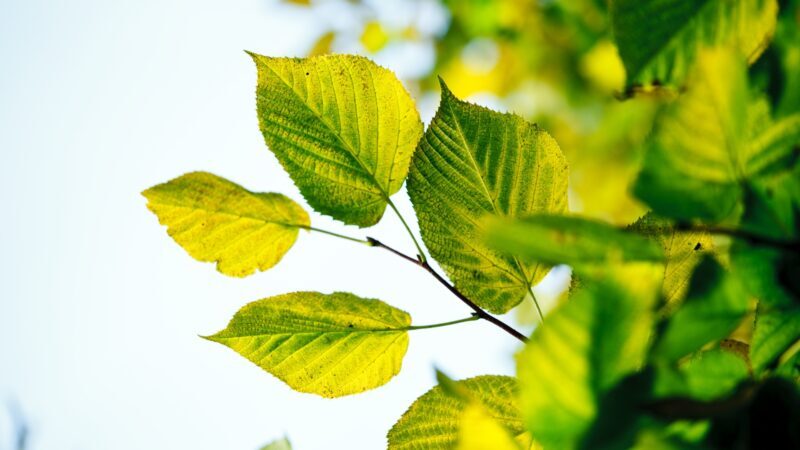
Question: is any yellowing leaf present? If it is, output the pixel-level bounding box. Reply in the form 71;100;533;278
611;0;778;87
142;172;309;277
408;80;569;313
517;281;656;449
206;291;411;398
628;213;714;307
388;376;530;450
251;53;423;227
457;403;525;450
307;31;334;57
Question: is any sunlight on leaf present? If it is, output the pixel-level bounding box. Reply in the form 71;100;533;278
206;291;411;398
388;375;530;450
251;53;423;227
517;281;657;449
143;172;309;277
408;80;568;313
259;437;292;450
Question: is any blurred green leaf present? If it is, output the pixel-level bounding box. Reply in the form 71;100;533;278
611;0;777;87
408;80;568;313
654;348;750;401
517;281;657;449
487;214;664;268
652;258;750;362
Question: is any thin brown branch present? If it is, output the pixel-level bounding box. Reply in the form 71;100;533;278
367;237;529;343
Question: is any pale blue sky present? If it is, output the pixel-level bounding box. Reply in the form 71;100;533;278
0;1;561;449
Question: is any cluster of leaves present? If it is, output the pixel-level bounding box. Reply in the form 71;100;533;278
144;0;800;448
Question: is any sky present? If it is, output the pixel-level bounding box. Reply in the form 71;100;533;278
0;1;557;449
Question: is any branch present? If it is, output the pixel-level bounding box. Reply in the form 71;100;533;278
674;223;800;253
368;237;529;343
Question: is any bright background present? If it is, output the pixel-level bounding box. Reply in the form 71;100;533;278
0;1;572;449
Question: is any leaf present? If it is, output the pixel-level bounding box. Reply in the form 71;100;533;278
628;213;714;307
407;80;568;313
740;158;800;240
251;53;423;227
751;306;800;374
205;291;411;398
456;403;525;450
610;0;778;87
633;49;750;221
651;257;750;363
486;214;664;269
388;375;530;450
654;348;750;401
259;438;292;450
142;172;310;277
517;281;656;450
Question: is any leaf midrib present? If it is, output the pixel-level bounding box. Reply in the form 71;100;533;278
260;58;393;203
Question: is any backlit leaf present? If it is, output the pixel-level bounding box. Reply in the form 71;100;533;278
517;281;657;449
611;0;778;87
634;49;773;222
751;306;800;374
259;438;292;450
407;80;569;313
206;291;411;398
457;403;525;450
143;172;309;277
628;213;714;307
252;53;423;227
388;375;529;450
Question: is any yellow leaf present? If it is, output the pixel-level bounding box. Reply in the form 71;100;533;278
143;172;309;277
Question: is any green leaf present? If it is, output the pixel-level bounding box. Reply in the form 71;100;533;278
654;348;750;401
206;291;411;398
143;172;310;277
251;53;423;227
259;438;292;450
517;281;656;450
611;0;778;87
407;80;568;313
486;214;664;269
388;375;530;450
628;213;714;307
751;306;800;374
652;257;750;362
633;49;750;221
740;159;800;240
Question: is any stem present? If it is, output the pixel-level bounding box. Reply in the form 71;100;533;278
406;315;480;331
301;226;372;245
527;285;545;324
673;223;800;252
387;199;428;263
369;237;529;343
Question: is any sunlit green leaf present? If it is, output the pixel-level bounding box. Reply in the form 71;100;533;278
407;80;568;314
517;281;656;449
628;213;714;307
143;172;309;277
252;53;423;227
611;0;778;87
388;375;530;450
652;258;750;362
206;291;411;398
